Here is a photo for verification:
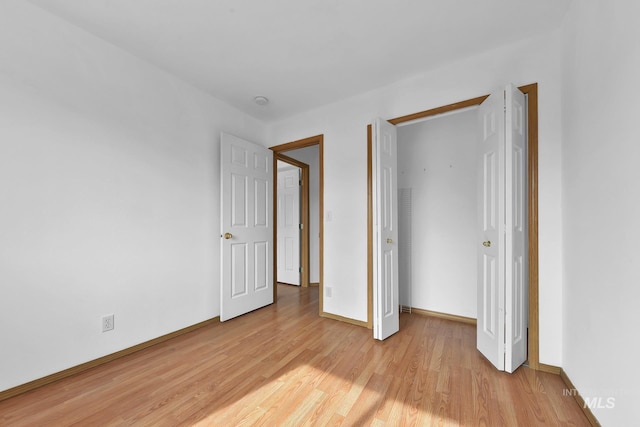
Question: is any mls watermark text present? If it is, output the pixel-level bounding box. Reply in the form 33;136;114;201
563;388;617;409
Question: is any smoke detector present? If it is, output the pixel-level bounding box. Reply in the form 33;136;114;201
254;96;269;106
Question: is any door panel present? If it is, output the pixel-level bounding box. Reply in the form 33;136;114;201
372;118;399;341
383;249;394;315
255;178;268;227
254;241;269;290
231;243;248;297
231;174;247;227
221;133;273;321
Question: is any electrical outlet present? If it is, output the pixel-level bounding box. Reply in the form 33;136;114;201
102;314;114;332
325;286;332;298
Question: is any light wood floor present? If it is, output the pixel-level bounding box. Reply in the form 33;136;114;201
0;284;590;426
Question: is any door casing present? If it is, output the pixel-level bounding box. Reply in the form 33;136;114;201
367;83;540;369
270;135;324;315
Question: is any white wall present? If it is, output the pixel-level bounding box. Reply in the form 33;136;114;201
0;0;265;392
561;1;640;424
268;29;565;366
282;146;321;284
397;109;478;318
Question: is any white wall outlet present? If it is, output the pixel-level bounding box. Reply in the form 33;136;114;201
325;286;332;298
102;314;114;332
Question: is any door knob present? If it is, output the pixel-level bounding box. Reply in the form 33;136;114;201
223;232;233;240
482;241;491;247
386;238;393;244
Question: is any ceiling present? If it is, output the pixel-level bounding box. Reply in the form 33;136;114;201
26;0;571;122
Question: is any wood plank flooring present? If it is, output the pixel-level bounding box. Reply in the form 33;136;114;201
0;284;590;426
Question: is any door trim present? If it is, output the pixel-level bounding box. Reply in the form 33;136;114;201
367;83;540;369
270;135;324;315
275;153;310;287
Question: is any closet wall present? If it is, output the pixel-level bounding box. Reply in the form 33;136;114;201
397;108;478;318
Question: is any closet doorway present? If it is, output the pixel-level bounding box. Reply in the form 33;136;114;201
395;107;479;322
368;84;540;369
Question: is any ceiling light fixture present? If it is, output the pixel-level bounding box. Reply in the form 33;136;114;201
254;96;269;106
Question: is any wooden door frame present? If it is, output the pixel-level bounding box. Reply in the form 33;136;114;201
270;135;324;315
275;153;310;287
367;83;540;370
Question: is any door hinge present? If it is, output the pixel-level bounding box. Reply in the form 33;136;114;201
299;223;304;230
299;179;302;186
299;267;303;273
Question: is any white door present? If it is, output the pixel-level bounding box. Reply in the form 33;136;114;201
277;165;301;285
477;90;505;370
372;118;400;340
476;85;528;372
504;84;528;373
220;133;273;321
